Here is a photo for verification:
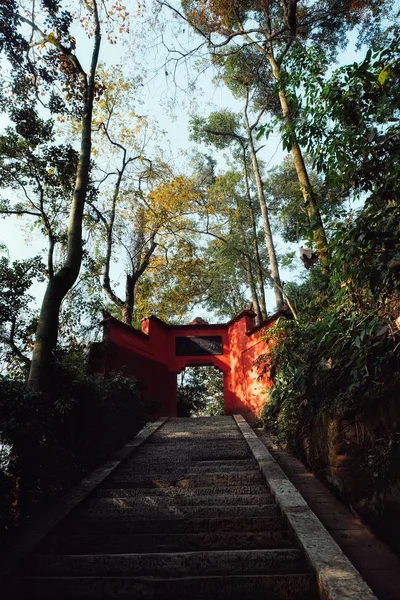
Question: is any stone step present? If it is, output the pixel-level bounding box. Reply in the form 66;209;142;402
67;503;280;524
66;504;280;521
148;436;244;442
155;430;239;436
160;420;236;429
148;432;244;441
118;460;257;474
156;420;236;425
79;495;275;513
56;515;284;536
28;549;307;577
161;421;235;425
135;443;252;454
134;449;253;460
127;457;255;465
101;472;265;488
16;573;317;599
39;530;295;554
167;416;234;423
114;465;261;477
92;485;270;498
132;451;253;460
157;431;240;436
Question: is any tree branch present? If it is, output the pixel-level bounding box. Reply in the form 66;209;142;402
0;209;41;218
133;238;158;280
19;15;87;84
0;327;31;366
180;224;298;320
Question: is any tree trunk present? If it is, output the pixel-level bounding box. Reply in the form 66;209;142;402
27;12;101;391
242;147;268;319
122;273;136;326
268;54;329;268
244;107;284;311
103;168;125;308
245;257;262;324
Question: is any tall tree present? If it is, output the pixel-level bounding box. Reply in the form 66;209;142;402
165;0;395;268
93;168;206;326
292;36;400;205
264;155;348;245
206;169;268;322
0;132;81;280
190;110;283;311
0;1;128;390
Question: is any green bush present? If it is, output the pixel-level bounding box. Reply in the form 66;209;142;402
0;356;148;545
262;197;400;448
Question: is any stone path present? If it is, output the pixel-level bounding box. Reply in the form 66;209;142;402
6;417;319;599
2;416;386;599
259;432;400;600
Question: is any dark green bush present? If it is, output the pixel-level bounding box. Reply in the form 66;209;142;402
0;356;149;545
262;196;400;445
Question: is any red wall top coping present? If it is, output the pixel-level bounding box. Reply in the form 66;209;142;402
142;309;257;332
102;312;149;341
102;307;288;343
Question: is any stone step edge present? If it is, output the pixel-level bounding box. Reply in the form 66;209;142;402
233;414;378;600
29;548;306;575
91;486;270;497
73;502;277;515
14;573;316;600
31;548;304;558
0;418;168;584
107;472;264;481
21;572;313;582
44;529;292;545
54;515;284;533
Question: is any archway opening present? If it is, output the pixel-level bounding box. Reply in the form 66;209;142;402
177;366;225;417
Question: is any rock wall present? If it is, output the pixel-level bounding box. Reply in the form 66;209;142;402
296;392;400;553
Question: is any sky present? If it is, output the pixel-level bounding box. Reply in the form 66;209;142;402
0;1;370;324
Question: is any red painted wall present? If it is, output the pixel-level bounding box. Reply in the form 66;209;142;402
92;309;284;419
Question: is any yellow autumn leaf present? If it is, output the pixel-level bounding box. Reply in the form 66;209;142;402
47;32;57;44
378;65;391;86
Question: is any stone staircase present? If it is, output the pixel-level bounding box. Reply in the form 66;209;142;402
9;416;319;599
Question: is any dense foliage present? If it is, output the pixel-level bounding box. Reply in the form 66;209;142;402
261;32;400;442
259;178;400;545
0;255;44;374
0;353;149;546
262;314;400;542
177;367;225;417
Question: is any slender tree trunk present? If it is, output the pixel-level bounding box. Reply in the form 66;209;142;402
268;54;329;268
122;274;136;326
244;107;284;311
27;12;101;391
242;147;268;319
252;240;268;318
245;257;262;324
120;236;157;326
103;168;125;307
235;191;263;323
